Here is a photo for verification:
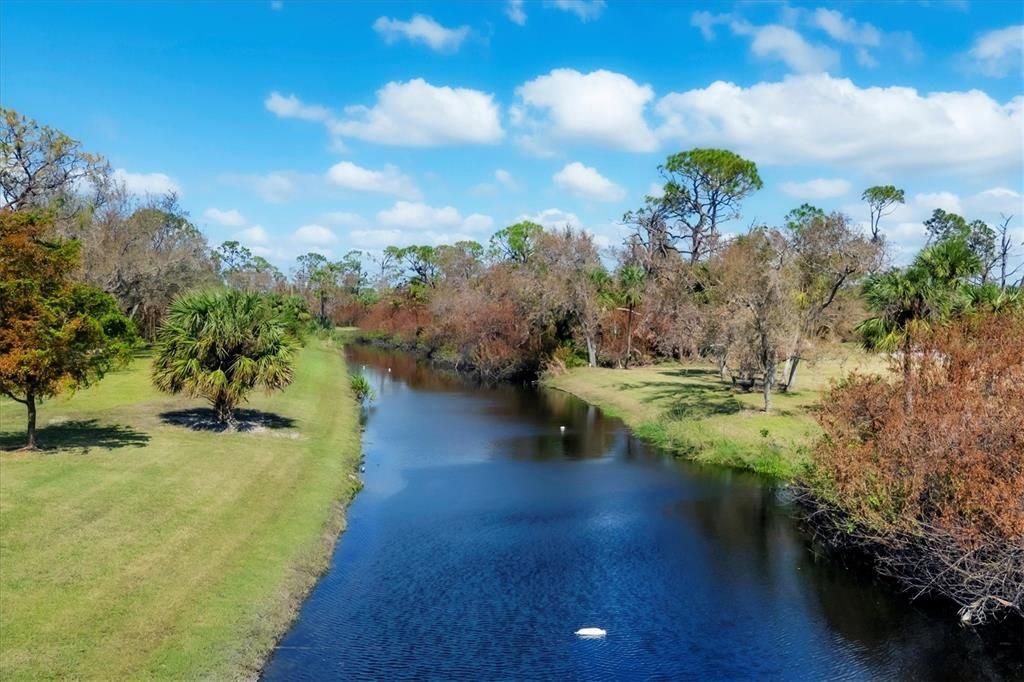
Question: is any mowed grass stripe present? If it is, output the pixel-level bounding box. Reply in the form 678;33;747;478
0;340;362;679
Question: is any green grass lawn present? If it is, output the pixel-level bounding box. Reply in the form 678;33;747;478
547;347;887;478
0;339;362;680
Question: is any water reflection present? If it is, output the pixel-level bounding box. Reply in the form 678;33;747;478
264;345;1022;681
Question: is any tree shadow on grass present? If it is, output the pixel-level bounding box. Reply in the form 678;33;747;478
0;420;151;452
614;377;744;420
159;408;296;432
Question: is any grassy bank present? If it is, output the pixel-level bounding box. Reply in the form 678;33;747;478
546;348;886;478
0;339;362;680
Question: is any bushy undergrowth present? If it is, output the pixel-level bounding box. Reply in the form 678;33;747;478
805;312;1024;623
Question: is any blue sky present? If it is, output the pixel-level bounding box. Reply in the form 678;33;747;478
2;0;1022;268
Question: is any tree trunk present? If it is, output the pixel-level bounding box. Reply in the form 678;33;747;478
624;306;634;369
586;336;597;367
213;393;236;429
319;292;327;325
25;392;38;450
763;355;775;412
783;355;801;391
718;354;728;382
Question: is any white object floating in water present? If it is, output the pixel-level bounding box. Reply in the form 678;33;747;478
575;627;606;638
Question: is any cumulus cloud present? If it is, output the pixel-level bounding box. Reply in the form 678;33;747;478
553;162;626;202
655;74;1023;177
779;178;852;199
812;9;880;47
966;187;1024;218
547;0;605;22
265;92;331;122
325;161;421;199
965;25;1024;78
203;207;246;227
495;168;518;190
372;14;470;53
512;69;657;152
518;208;581;230
221;171;297;203
350;229;481;250
237;225;270;244
691;12;838;73
112;168;180;195
376;201;493;232
293;224;338;246
334;79;503;146
740;23;839;73
505;0;526;26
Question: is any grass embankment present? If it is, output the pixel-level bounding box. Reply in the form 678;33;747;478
547;348;886;478
0;339;362;680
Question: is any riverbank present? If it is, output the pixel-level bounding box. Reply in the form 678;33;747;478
546;347;886;478
0;339;362;680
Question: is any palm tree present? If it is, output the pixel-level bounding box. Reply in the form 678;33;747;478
617;265;646;368
857;237;980;411
152;289;296;426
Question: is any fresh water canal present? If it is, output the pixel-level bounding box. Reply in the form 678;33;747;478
263;345;1021;680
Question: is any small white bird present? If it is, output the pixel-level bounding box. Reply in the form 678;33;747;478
560;425;566;434
387;368;392;372
575;627;606;638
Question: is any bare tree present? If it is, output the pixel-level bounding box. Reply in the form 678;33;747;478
1;108;108;213
995;214;1022;289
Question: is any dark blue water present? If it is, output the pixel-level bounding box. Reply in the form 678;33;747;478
263;346;1022;681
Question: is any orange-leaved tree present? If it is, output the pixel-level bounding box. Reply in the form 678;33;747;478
0;210;136;449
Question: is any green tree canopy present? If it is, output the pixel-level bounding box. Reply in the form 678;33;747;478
656;148;763;262
0;210;137;448
152;289;296;426
861;185;905;243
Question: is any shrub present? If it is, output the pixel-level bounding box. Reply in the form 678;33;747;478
805;311;1024;623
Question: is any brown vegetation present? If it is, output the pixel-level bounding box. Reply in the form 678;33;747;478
805;312;1024;623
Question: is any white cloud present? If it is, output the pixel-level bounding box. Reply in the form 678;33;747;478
350;229;481;250
237;225;270;244
203;207;246;227
967;187;1024;218
372;14;470;53
647;182;665;199
548;0;605;22
691;12;837;73
553;162;626;202
293;224;338;246
265;92;331;122
325;161;420;199
505;0;526;26
222;171;297;203
779;178;852;199
812;9;880;47
270;0;282;9
513;69;657;152
112;168;180;195
518;208;582;230
744;23;839;73
495;168;519;190
655;74;1024;177
334;79;503;146
376;201;493;232
966;25;1024;78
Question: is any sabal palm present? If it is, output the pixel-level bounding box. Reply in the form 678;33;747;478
153;289;296;424
617;265;645;368
857;237;980;410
